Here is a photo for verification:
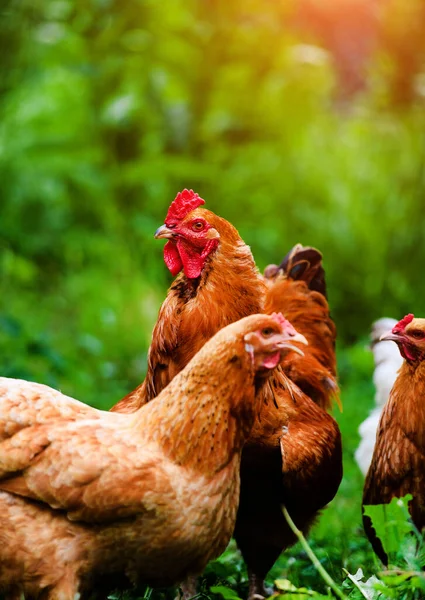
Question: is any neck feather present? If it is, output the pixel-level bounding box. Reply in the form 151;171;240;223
132;226;264;407
136;338;259;476
182;234;265;324
383;360;425;442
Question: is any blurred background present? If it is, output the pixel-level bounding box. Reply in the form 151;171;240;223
1;0;425;592
0;0;424;405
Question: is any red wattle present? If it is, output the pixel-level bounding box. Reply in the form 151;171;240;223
163;241;183;276
177;239;205;279
400;343;417;362
163;238;219;279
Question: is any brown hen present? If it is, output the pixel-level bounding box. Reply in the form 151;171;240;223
235;245;341;598
363;314;425;564
0;314;302;600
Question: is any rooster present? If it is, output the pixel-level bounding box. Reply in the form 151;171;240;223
112;190;262;413
0;313;306;599
363;314;425;564
113;190;342;599
355;318;403;476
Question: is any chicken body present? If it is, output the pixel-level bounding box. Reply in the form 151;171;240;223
113;209;263;412
0;314;291;599
235;372;341;591
113;192;342;599
235;249;342;596
263;248;338;411
363;316;425;563
355;318;403;476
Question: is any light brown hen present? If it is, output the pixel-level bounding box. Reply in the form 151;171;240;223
0;313;303;600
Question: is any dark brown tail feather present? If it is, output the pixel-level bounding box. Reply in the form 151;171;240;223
264;244;327;298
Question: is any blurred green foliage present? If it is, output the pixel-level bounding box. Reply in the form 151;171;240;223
1;1;425;391
1;1;425;596
1;2;425;393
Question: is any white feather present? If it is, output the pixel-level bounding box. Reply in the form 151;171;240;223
355;318;403;476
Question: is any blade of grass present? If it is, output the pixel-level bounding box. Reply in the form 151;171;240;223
281;505;348;600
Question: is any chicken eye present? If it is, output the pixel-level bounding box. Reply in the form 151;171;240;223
411;330;425;339
191;221;205;232
261;327;275;337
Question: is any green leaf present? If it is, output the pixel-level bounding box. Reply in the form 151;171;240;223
379;570;425;590
274;578;329;598
210;585;242;600
363;495;415;558
274;593;330;599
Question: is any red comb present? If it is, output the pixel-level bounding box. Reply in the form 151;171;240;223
271;312;291;330
271;312;300;336
393;313;414;333
165;189;205;226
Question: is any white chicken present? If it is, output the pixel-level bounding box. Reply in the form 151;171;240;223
355;318;403;476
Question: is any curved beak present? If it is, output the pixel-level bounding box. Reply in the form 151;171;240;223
277;332;308;356
154;225;176;240
380;330;402;343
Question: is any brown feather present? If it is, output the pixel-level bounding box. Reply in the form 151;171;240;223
363;349;425;564
264;276;338;411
